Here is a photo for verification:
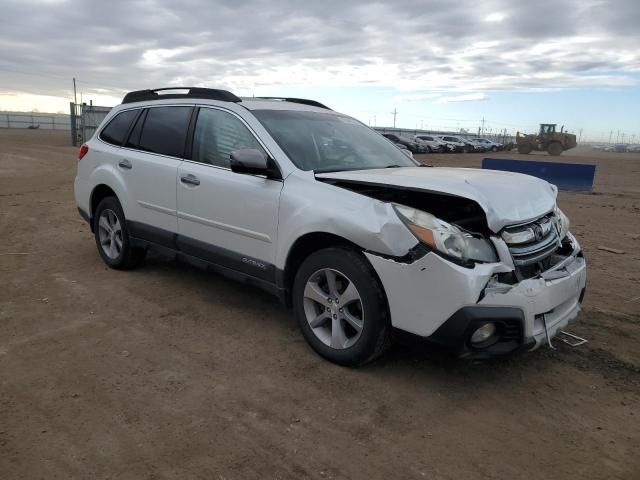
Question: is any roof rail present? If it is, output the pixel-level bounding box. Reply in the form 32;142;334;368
256;97;331;110
122;87;242;104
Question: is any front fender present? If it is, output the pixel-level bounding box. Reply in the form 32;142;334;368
275;171;418;269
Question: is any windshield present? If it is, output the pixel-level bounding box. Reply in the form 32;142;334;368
253;110;417;172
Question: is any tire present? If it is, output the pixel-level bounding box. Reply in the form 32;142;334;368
518;143;533;154
292;247;391;366
93;196;146;270
491;146;498;152
547;142;563;156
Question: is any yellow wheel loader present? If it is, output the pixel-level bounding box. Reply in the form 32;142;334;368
516;124;577;155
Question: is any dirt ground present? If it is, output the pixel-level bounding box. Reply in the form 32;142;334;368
1;129;638;480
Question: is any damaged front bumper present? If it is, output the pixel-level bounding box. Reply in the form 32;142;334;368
365;233;587;358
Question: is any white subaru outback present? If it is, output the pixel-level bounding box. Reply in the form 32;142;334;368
74;87;587;366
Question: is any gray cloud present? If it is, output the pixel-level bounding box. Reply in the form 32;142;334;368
0;0;638;102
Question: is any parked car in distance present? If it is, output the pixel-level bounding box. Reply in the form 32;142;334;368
381;133;426;153
470;138;503;152
414;134;446;152
75;87;587;366
437;135;471;153
612;144;628;153
464;138;488;152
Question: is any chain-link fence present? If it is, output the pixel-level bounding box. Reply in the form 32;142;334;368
70;102;112;146
0;111;71;130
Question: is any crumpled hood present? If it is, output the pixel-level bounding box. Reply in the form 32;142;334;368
315;167;557;232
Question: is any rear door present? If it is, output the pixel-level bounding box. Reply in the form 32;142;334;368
121;105;192;243
176;106;283;281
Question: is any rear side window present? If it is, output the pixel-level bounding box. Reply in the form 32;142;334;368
100;109;138;146
191;108;264;168
137;106;192;157
125;109;147;149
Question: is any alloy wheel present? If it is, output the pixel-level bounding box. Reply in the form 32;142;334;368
97;209;123;259
303;268;364;349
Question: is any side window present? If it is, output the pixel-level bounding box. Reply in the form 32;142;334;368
100;109;138;146
125;109;147;149
138;106;192;157
192;108;264;168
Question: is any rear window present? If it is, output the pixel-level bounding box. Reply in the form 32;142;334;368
137;106;192;157
100;109;138;146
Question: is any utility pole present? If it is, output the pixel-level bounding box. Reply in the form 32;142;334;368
481;117;485;136
608;130;613;144
392;108;398;128
578;128;583;143
72;77;77;110
621;133;625;144
616;130;620;143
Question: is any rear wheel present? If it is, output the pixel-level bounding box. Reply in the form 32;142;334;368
547;142;563;155
93;196;146;269
518;142;533;154
292;247;391;366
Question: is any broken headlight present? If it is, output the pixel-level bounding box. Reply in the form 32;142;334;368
393;204;498;264
554;206;570;240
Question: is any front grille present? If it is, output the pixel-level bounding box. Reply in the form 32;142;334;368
502;214;561;279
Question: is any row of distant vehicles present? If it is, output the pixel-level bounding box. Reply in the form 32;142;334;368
381;133;504;154
590;144;640;153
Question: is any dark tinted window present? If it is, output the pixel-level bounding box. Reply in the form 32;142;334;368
100;109;138;146
138;106;192;157
192;108;264;168
125;109;147;148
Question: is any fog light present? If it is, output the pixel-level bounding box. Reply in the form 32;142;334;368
470;323;496;344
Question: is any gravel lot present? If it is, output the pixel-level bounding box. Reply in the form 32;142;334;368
1;129;639;479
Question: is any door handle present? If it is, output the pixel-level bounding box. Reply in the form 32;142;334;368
118;159;132;170
180;174;200;186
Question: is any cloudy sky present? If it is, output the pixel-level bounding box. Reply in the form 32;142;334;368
1;0;638;141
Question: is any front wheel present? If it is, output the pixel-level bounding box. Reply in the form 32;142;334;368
292;247;391;366
518;143;533;154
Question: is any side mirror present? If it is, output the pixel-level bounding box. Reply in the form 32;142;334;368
230;149;281;179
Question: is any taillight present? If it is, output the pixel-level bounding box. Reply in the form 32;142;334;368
78;144;89;161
